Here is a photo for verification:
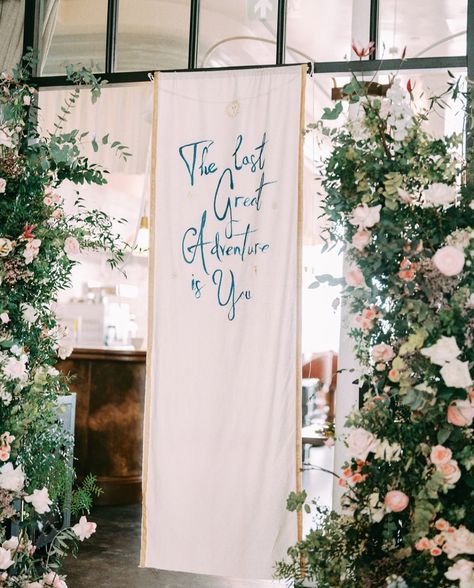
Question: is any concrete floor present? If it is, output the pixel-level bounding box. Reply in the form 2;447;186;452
64;446;333;587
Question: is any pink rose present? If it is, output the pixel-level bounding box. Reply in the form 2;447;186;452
352;229;371;251
445;559;474;585
430;445;452;466
43;196;53;206
0;178;6;193
438;459;461;485
433;245;465;276
0;312;9;324
447;399;474;427
435;519;450;531
371;343;395;363
72;515;97;541
43;572;68;588
23;95;31;106
345;267;365;288
443;526;474;559
384;490;409;513
347;428;379;461
64;236;80;258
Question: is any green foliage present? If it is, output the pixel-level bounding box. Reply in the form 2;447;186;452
278;74;474;587
0;54;128;585
71;474;104;516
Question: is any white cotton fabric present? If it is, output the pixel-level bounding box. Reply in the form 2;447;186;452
141;66;304;580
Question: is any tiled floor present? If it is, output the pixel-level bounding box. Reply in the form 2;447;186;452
64;446;333;587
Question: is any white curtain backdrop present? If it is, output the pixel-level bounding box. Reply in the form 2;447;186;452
141;65;305;580
0;0;24;71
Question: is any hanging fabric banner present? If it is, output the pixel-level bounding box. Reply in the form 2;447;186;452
141;65;305;580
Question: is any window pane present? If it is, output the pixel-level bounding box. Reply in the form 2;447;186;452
39;0;108;76
116;0;191;71
378;0;467;59
286;0;370;63
198;0;277;67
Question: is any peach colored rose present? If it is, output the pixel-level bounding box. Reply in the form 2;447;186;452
372;343;395;363
43;196;53;206
415;537;431;551
447;399;474;427
434;534;446;546
398;258;417;282
352;229;371;251
384;490;409;513
430;445;452;466
435;519;450;531
433;245;465;276
438;459;461;486
345;267;365;288
430;547;442;556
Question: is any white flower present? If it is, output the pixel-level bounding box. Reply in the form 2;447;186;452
23;238;41;265
58;344;73;360
349;204;382;229
25;487;52;514
445;559;474;588
441;360;473;388
0;179;6;193
421;183;457;208
21;303;39;324
366;492;385;523
0;385;12;406
433;245;465;276
0;313;9;324
0;546;13;570
446;228;473;251
444;527;474;559
0;238;13;257
10;345;21;357
374;439;402;462
72;516;97;541
347;428;379;461
2;537;18;551
0;462;25;492
3;355;28;381
0;128;14;149
421;336;461;366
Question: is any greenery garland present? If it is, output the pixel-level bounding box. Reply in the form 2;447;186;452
278;73;474;587
0;56;127;587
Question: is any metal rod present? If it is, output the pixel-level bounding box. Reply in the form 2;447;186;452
188;0;200;69
105;0;119;73
369;0;379;60
276;0;288;65
30;54;468;89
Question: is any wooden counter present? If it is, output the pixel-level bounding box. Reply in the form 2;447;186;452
58;347;146;505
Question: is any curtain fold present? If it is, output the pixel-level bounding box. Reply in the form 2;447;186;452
0;0;24;72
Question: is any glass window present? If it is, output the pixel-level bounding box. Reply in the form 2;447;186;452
378;0;467;59
198;0;278;67
116;0;191;71
286;0;371;63
39;0;108;76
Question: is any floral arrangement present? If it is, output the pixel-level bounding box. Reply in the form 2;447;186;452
278;72;474;587
0;57;127;587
